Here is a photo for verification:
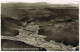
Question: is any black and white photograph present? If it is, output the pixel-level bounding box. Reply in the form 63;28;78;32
1;0;79;51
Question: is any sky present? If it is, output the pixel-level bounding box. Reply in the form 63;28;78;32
1;0;79;4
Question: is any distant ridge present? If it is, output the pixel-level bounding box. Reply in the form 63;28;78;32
1;2;79;7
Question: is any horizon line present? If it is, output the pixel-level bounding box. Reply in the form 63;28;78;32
1;2;79;5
